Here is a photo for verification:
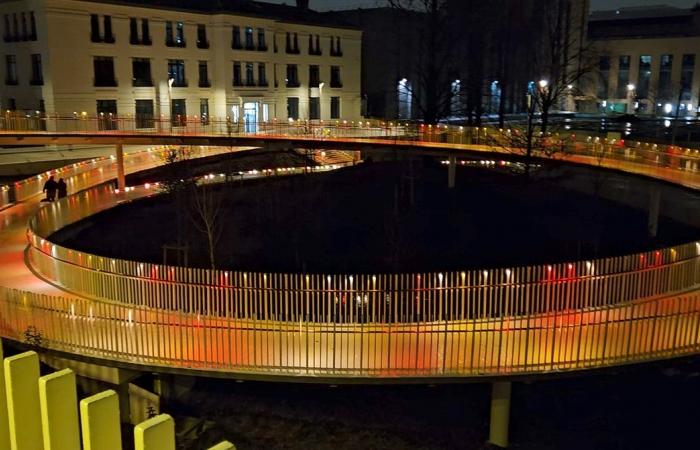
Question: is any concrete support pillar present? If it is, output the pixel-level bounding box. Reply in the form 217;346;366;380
116;144;125;192
4;351;43;450
79;390;122;450
0;342;11;450
134;414;175;450
648;188;661;238
39;369;80;450
488;381;512;448
448;155;456;188
116;382;131;424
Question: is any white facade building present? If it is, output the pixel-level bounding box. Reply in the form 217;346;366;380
0;0;362;128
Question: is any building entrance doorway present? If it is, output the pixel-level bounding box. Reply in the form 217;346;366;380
244;102;258;132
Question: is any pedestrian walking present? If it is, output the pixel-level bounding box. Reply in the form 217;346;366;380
57;178;67;199
42;175;57;201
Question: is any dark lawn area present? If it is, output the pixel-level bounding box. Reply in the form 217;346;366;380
52;157;700;273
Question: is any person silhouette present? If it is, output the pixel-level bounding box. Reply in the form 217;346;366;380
57;178;67;199
43;175;57;201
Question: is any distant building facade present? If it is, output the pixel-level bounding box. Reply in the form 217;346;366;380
0;0;362;127
586;5;700;116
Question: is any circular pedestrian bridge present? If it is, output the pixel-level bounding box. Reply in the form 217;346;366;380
0;123;699;382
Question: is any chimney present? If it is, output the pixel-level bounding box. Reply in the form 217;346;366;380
296;0;309;10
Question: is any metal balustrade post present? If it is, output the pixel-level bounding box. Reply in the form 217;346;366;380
488;381;512;448
115;144;126;192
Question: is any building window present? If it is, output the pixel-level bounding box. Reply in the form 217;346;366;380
11;13;18;41
200;98;209;124
197;24;209;49
96;99;118;130
330;66;342;88
331;96;340;119
637;55;651;99
198;61;210;87
166;21;185;47
309;65;320;87
233;62;242;86
6;98;16;110
397;78;412;119
597;56;609;99
232;26;241;49
245;27;254;50
20;13;27;41
167;59;186;87
90;14;101;42
29;12;36;40
615;55;630;99
286;32;299;54
5;55;17;85
176;22;184;45
330;36;342;56
129;18;151;45
171;99;187;126
287;97;299;120
681;54;695;101
103;16;114;43
257;28;267;51
132;58;152;87
309;97;320;119
30;54;42;85
658;54;673;101
135;99;154;129
258;63;267;86
3;15;10;42
93;56;117;87
309;34;321;55
245;62;255;86
286;64;299;87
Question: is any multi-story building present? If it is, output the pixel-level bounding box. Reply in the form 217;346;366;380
0;0;362;129
586;5;700;117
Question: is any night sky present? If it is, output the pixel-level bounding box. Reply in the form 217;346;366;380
267;0;699;12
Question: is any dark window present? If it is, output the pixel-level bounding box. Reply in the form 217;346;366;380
597;56;609;98
5;55;17;85
7;98;16;110
197;24;209;49
286;64;299;87
132;58;152;86
12;13;18;41
232;26;241;49
30;54;42;85
166;21;173;45
309;97;320;119
233;62;242;86
93;56;117;87
3;15;10;42
245;26;254;50
171;98;186;126
167;59;186;87
29;12;36;40
103;16;114;43
96;99;118;130
129;18;139;44
258;63;267;86
273;32;278;53
309;65;320;87
658;54;673;101
681;54;695;101
330;66;342;88
331;36;342;56
198;61;210;87
135;99;154;128
331;96;340;119
200;98;209;125
141;19;151;45
637;55;651;99
20;13;27;41
309;34;321;55
90;14;101;42
166;21;184;47
245;62;255;86
257;28;267;51
286;32;299;54
176;22;185;46
616;55;630;99
287;97;299;120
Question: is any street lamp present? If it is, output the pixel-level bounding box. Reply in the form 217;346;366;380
626;84;636;114
538;79;548;89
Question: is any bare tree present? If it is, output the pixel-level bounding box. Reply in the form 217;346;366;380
190;182;225;270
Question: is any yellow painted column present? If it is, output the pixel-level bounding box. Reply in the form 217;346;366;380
116;144;126;191
208;441;237;450
39;369;80;450
488;381;512;448
134;414;175;450
80;390;122;450
3;351;43;450
0;342;11;450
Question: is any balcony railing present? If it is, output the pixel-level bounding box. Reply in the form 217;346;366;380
197;40;210;49
199;80;211;88
132;78;153;87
